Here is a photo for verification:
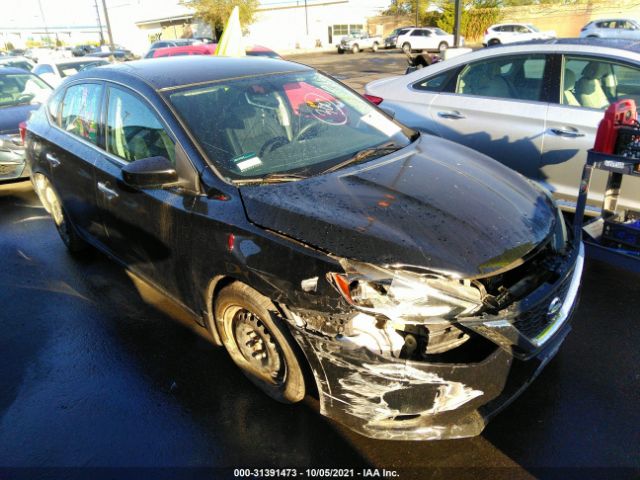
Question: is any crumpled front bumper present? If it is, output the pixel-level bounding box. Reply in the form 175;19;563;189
286;243;584;441
0;146;29;183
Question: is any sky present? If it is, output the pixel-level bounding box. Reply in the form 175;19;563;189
1;0;391;29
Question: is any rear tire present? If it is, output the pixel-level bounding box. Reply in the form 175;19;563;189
372;42;379;52
438;41;448;52
337;48;344;54
402;42;412;54
33;174;88;254
215;282;306;404
488;38;501;46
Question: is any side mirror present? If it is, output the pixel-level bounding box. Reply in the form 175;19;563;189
121;156;178;188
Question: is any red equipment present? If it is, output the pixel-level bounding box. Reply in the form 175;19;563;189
593;99;637;154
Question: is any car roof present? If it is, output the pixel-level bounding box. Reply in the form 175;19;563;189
0;56;32;63
71;55;313;91
505;37;640;52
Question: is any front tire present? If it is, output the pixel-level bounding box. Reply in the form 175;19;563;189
402;42;412;54
372;42;379;52
488;38;501;46
215;282;306;404
351;44;359;54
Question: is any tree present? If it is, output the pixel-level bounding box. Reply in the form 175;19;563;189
436;0;501;41
181;0;259;39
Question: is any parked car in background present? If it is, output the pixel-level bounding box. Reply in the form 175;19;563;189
151;44;281;59
144;38;202;58
72;44;96;57
32;57;109;87
337;32;382;54
0;56;35;71
384;26;415;49
580;18;640;39
0;67;51;183
483;23;556;46
91;49;136;62
26;55;582;441
365;38;640;214
396;27;461;54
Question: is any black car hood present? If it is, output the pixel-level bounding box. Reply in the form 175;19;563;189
239;135;556;278
0;104;39;134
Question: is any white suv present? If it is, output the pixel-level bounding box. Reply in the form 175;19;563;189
580;18;640;39
396;27;461;54
483;24;555;47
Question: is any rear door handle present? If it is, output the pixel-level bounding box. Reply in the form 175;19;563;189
437;110;465;120
45;153;61;167
549;127;585;138
97;181;119;200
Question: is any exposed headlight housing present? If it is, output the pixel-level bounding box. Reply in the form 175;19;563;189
327;259;483;324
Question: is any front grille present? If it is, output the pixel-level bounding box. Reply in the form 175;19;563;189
512;271;574;339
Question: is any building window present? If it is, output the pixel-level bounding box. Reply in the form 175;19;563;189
333;24;348;36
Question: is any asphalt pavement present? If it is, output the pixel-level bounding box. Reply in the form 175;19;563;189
1;51;639;480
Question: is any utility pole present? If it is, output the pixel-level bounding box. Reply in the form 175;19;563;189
304;0;309;36
454;0;462;47
101;0;116;53
415;0;419;26
36;0;51;47
93;0;105;45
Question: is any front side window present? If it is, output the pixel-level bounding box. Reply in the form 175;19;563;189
60;83;102;144
168;71;415;181
106;87;175;163
562;56;640;109
0;73;51;108
456;54;548;101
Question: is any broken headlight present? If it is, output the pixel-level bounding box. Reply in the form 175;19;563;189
327;259;483;324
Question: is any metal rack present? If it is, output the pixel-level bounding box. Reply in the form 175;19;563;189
573;148;640;273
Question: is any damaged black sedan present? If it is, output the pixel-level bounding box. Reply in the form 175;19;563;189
25;56;583;440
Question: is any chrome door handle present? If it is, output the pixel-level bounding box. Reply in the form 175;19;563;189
437;110;465;119
97;181;119;200
45;153;61;167
549;127;585;138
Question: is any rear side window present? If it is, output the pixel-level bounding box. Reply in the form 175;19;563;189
47;88;65;125
61;83;103;145
33;64;54;76
106;87;175;164
413;70;456;92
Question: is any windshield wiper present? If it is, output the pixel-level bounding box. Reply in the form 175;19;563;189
321;142;401;174
234;172;309;185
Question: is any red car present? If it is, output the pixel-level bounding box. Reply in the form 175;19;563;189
151;44;281;59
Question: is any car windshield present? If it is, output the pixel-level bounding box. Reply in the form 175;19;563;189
168;70;415;181
0;73;51;108
0;60;33;71
58;60;108;77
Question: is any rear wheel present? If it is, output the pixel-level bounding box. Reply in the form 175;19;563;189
438;41;448;52
337;48;345;54
372;42;379;52
215;282;306;403
402;42;412;54
32;174;88;254
488;38;501;46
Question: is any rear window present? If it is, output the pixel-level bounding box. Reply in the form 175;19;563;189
58;61;108;77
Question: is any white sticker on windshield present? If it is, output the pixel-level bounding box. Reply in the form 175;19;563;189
361;111;401;137
236;156;263;171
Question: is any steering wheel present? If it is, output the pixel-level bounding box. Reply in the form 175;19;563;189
259;136;290;157
17;93;35;104
293;120;324;142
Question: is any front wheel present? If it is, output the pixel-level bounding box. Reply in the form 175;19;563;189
438;41;448;52
215;282;306;403
488;38;501;46
337;48;345;54
371;42;379;52
351;44;359;54
402;42;412;54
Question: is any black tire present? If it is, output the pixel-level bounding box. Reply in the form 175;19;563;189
337;48;345;54
351;44;359;54
402;42;412;54
215;282;306;403
372;42;379;52
488;38;500;46
33;174;88;254
438;41;448;52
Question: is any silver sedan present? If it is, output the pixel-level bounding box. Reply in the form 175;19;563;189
365;38;640;214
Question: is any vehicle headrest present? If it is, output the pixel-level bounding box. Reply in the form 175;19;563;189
564;69;576;90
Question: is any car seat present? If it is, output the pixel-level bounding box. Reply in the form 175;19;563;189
460;63;512;98
563;69;580;107
575;62;610;109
